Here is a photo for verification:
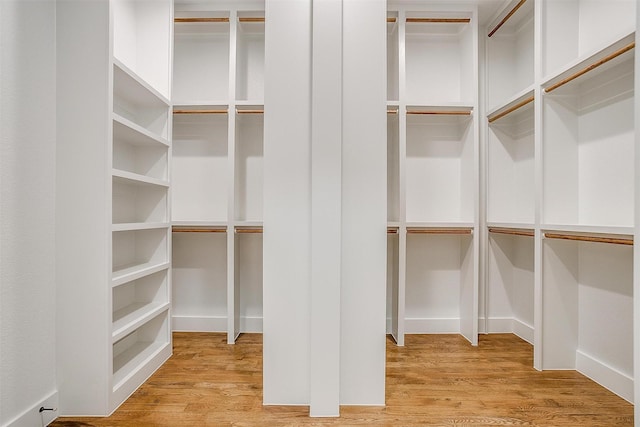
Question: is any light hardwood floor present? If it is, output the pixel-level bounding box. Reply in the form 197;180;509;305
52;333;633;426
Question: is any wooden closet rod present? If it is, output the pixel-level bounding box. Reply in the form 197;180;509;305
407;228;472;235
489;227;534;237
174;109;227;115
236;227;263;234
237;109;264;114
488;0;527;37
172;227;226;233
175;17;229;23
387;17;397;23
387;228;398;234
488;96;534;123
239;17;265;22
545;42;635;93
387;109;398;114
544;232;633;246
406;18;470;23
407;110;471;116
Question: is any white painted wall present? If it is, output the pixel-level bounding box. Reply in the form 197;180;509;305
0;1;58;425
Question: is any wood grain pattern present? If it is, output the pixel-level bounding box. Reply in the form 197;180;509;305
52;333;633;426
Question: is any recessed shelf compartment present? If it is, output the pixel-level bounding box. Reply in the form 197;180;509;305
405;110;474;223
113;117;169;181
486;0;534;110
405;12;474;104
487;91;534;225
486;229;534;343
235;230;264;334
173;13;230;103
112;310;170;391
112;0;171;97
112;269;169;342
235;109;264;222
113;61;170;140
172;231;227;332
542;44;634;228
405;232;475;336
172;107;229;223
112;228;168;278
236;12;265;102
542;237;633;402
541;0;635;78
388;106;400;223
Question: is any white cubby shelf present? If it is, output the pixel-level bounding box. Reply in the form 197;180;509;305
542;35;635;229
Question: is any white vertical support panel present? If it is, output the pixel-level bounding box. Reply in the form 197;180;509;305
56;0;111;415
533;0;544;371
459;7;479;346
340;0;387;405
310;0;341;417
263;0;312;405
396;9;407;347
634;3;640;418
227;10;238;344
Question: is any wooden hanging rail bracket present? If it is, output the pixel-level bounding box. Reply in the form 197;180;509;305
489;227;534;237
406;18;471;23
239;17;265;22
174;17;230;23
407;110;472;116
236;227;263;234
544;232;633;246
488;0;527;37
173;109;228;115
407;228;473;235
545;42;635;93
237;109;264;114
387;17;397;23
172;227;226;233
488;96;534;123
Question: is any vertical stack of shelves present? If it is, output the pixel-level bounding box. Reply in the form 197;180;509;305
387;3;480;346
110;0;173;410
171;2;264;344
484;0;635;404
57;0;172;415
485;0;535;343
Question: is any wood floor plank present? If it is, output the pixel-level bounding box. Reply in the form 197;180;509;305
52;333;633;426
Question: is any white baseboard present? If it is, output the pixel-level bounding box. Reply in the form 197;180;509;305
404;318;460;334
512;319;534;345
576;350;633;403
172;315;226;332
172;315;263;333
482;317;534;345
3;390;58;427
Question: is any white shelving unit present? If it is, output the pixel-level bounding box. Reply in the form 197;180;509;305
171;2;264;344
57;0;172;415
483;0;636;406
387;3;480;347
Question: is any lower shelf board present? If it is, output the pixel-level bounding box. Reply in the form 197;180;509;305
113;340;170;391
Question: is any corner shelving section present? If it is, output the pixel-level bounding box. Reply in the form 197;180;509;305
482;0;636;404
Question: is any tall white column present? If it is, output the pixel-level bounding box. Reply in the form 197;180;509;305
340;0;387;405
310;0;342;417
263;0;312;405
